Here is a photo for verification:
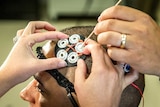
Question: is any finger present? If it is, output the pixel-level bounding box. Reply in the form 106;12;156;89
98;5;143;22
23;21;56;35
75;59;87;86
35;58;67;72
16;29;24;36
13;29;25;43
95;19;136;35
97;31;133;49
123;70;139;89
97;31;122;47
107;47;131;63
82;39;98;55
26;31;68;46
85;43;111;69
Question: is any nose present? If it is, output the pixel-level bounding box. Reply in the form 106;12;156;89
20;80;37;104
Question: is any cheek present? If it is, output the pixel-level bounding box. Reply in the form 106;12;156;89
39;96;51;107
39;89;72;107
39;95;61;107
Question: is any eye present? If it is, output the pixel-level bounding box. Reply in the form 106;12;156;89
36;84;45;93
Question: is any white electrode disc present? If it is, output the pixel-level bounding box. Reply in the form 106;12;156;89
75;42;84;53
69;34;80;44
57;39;69;48
67;52;79;64
56;49;68;60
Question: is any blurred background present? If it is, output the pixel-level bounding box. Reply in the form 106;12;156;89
0;0;160;107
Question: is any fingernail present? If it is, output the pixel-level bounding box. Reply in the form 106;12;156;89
97;16;101;22
58;60;67;67
63;34;69;38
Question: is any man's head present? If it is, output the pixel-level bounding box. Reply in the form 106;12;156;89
20;26;145;107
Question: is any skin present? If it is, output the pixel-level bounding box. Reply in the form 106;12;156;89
75;40;138;107
20;71;74;107
20;37;77;107
20;39;138;107
94;5;160;76
0;21;68;97
19;22;138;107
0;21;139;107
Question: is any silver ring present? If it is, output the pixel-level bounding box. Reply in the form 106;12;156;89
120;34;127;48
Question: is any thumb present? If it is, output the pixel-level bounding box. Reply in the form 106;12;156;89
75;59;87;88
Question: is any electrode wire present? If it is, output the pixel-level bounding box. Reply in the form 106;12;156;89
82;0;122;46
131;83;144;107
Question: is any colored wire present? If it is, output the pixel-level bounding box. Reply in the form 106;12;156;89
131;83;144;107
115;0;122;6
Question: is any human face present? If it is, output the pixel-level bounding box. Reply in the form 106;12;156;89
20;70;76;107
20;41;77;107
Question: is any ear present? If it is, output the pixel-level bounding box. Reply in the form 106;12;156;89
42;40;57;58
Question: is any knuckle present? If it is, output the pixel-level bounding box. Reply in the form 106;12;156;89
48;60;58;68
98;32;111;43
140;14;152;24
96;22;105;32
135;25;149;36
110;6;119;16
96;19;116;33
97;33;106;44
105;19;116;31
137;14;151;35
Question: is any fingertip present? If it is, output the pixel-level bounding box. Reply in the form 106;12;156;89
77;58;84;65
58;32;69;39
57;60;67;68
76;59;87;72
97;16;102;22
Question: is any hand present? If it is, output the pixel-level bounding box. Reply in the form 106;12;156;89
74;39;138;107
0;21;68;96
94;6;160;76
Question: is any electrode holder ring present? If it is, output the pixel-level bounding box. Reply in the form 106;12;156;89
55;34;86;67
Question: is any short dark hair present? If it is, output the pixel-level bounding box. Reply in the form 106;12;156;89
43;25;145;107
60;26;145;107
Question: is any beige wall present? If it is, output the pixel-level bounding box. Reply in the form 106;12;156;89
0;21;30;107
